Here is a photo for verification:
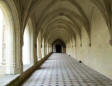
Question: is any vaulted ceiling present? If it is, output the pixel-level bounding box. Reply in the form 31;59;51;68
14;0;112;44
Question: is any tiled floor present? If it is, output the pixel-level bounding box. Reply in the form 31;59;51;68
22;53;112;86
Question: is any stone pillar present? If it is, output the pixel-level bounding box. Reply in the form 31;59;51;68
33;34;37;64
6;30;23;74
42;39;45;58
47;43;49;54
44;42;47;56
15;35;23;74
37;38;41;60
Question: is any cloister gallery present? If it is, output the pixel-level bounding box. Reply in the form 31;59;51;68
0;0;112;86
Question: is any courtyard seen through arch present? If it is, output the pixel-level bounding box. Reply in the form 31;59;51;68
0;2;15;76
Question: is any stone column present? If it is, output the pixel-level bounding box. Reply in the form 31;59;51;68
14;35;23;74
42;39;45;58
33;34;37;64
6;30;23;74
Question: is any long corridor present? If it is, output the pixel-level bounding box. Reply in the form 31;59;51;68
22;54;112;86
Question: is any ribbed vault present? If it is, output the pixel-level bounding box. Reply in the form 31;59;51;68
1;0;112;84
15;0;112;45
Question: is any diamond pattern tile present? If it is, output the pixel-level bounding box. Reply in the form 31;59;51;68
22;53;112;86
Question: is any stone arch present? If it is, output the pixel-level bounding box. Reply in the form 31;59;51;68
22;18;34;69
36;8;91;45
0;0;20;74
52;39;66;53
37;31;42;60
42;19;78;38
90;6;111;46
90;0;112;45
26;0;91;41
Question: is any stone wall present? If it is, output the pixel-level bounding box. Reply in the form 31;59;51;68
66;7;112;79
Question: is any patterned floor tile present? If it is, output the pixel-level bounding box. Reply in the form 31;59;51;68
22;53;112;86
